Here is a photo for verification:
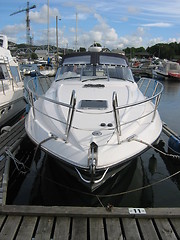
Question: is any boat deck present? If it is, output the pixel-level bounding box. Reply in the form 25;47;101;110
0;118;180;239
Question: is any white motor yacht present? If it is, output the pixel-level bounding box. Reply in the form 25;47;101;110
25;51;163;191
0;35;25;129
88;42;102;52
154;60;180;79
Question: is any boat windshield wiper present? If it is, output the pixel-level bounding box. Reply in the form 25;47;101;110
82;77;108;82
122;78;134;83
109;77;134;83
56;76;80;82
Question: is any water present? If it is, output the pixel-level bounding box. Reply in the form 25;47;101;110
6;76;180;207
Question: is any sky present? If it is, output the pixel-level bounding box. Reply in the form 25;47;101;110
0;0;180;50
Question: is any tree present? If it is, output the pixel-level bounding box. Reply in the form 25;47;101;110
79;47;86;52
31;52;38;60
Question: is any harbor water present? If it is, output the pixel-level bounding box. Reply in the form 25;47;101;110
6;75;180;208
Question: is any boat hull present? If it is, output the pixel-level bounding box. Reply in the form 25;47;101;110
168;72;180;80
26;128;160;191
44;151;142;191
0;97;26;129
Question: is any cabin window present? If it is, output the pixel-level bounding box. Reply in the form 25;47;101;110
63;55;91;65
100;55;128;67
169;64;178;70
0;66;5;79
108;66;134;81
0;39;3;47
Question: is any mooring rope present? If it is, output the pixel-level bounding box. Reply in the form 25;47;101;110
5;149;27;174
131;138;180;159
5;135;57;174
6;136;180;205
32;135;58;170
96;169;180;198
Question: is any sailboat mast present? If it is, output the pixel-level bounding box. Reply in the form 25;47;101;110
75;12;78;52
56;15;59;66
47;0;49;57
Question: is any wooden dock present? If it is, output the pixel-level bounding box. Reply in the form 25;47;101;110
0;118;26;205
0;205;180;239
0;118;180;239
131;67;153;77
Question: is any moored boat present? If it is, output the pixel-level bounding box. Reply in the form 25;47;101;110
38;64;57;77
0;34;25;129
168;72;180;81
25;50;163;191
154;60;180;80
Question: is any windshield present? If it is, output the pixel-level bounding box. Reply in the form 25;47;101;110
55;64;134;82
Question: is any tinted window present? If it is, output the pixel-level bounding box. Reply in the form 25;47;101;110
100;55;128;67
80;100;108;109
63;55;91;65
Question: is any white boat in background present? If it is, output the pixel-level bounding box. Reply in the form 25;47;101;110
0;35;25;129
154;60;180;79
25;50;163;191
88;42;102;52
35;59;48;67
38;64;56;77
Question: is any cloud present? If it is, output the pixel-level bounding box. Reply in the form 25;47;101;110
3;0;180;49
141;2;180;18
30;4;60;24
32;1;179;49
1;24;26;42
65;13;89;21
121;17;128;22
127;6;140;14
141;22;173;27
63;1;93;13
148;37;163;46
168;37;180;43
34;26;68;47
77;12;118;49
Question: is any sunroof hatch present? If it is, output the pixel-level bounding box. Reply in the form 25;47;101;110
80;100;108;109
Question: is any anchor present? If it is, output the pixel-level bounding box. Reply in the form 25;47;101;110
88;142;98;183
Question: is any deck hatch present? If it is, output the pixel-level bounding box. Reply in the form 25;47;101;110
80;100;108;109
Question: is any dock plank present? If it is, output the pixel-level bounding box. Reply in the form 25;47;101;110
15;216;37;240
71;217;87;240
170;218;180;238
35;216;54;240
0;215;6;228
0;215;21;240
154;218;177;240
138;218;159;240
0;117;24;143
89;218;105;240
0;118;26;156
2;205;180;218
122;218;141;240
0;127;26;156
53;217;71;240
105;218;123;240
0;206;179;239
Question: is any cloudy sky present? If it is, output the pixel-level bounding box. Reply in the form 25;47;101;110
1;0;180;50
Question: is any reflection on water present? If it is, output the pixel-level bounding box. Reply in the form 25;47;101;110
6;77;180;207
158;79;180;132
29;155;153;207
8;141;154;207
